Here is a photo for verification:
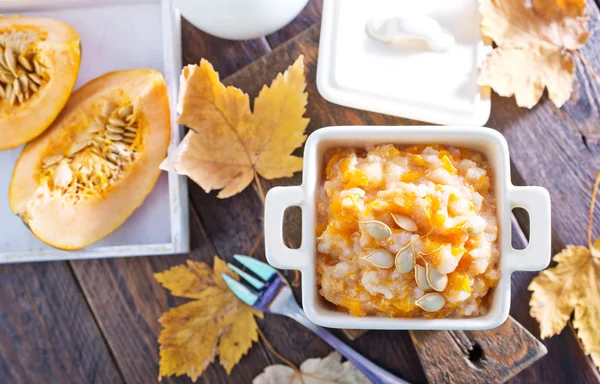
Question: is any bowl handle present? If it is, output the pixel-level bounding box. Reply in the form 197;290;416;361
506;185;551;272
264;186;307;270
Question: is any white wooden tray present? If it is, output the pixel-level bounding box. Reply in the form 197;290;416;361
0;0;189;263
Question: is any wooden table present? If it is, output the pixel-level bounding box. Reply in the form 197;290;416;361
2;1;600;383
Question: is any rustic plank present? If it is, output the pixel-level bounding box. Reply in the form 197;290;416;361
187;24;426;381
507;197;600;383
487;2;600;381
347;226;548;384
62;17;278;384
47;2;600;383
409;228;546;384
266;0;323;48
68;206;273;384
181;16;271;69
0;261;123;383
188;23;600;383
181;7;381;378
411;318;546;384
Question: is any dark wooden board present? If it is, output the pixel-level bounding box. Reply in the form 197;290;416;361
2;1;600;383
0;261;123;383
411;318;546;384
181;17;271;75
188;20;600;384
265;0;323;47
67;207;274;384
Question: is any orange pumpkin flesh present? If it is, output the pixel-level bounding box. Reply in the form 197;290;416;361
0;16;81;150
9;69;171;250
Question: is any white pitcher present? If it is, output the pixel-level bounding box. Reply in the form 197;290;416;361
173;0;310;40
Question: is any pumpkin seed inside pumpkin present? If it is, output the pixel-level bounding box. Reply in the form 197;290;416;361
0;31;47;106
40;100;141;194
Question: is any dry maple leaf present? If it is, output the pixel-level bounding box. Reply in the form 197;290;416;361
478;0;590;108
529;171;600;369
528;245;600;368
160;56;309;198
155;257;263;381
253;352;369;384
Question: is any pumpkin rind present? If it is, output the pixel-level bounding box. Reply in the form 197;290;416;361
9;69;171;250
0;16;81;150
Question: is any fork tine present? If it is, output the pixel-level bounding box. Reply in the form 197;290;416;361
233;254;277;281
221;273;259;306
227;263;265;290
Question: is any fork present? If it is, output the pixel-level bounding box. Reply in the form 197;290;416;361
221;255;410;384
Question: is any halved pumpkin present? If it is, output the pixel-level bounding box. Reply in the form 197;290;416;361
9;69;171;250
0;15;81;150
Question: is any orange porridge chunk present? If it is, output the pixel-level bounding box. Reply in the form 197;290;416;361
325;152;342;179
401;170;427;182
405;144;428;154
447;272;471;294
315;223;328;237
409;154;429;167
329;198;344;215
459;148;474;158
475;175;490;194
441;155;457;174
456;253;473;273
391;298;412;313
316;144;499;318
341;297;364;317
383;146;400;158
339;157;352;175
393;195;415;215
345;171;369;189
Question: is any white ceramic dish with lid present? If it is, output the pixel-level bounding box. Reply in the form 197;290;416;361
264;126;551;330
317;0;491;126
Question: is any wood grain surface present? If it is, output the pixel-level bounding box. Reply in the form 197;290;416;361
1;1;600;383
411;318;546;384
0;262;123;383
207;23;600;383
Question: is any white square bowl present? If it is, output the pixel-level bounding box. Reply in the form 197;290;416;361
264;126;551;330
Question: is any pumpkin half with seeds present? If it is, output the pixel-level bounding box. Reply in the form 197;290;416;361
8;69;171;250
0;16;81;150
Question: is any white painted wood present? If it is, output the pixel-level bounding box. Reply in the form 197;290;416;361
0;0;189;263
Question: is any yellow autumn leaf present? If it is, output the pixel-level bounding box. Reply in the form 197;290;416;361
528;245;600;368
478;0;590;108
160;56;309;198
155;257;263;381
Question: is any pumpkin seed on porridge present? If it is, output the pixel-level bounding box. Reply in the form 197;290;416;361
316;144;500;318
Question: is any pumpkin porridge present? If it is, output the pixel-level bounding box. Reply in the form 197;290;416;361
316;144;500;318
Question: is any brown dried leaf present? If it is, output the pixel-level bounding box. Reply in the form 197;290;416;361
528;245;600;368
155;257;263;381
160;56;309;198
253;352;369;384
478;0;590;108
